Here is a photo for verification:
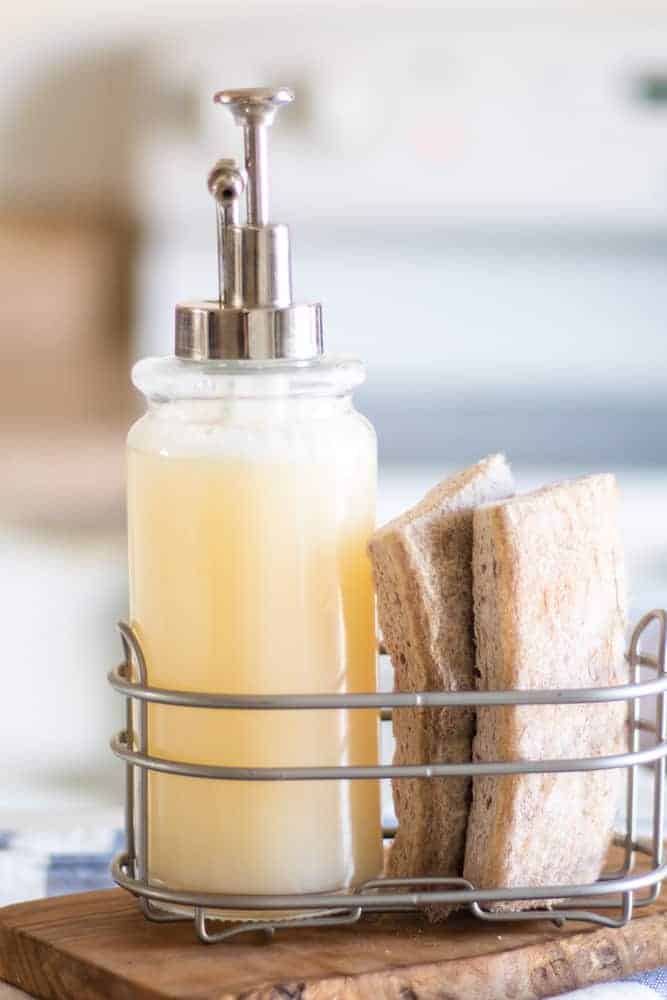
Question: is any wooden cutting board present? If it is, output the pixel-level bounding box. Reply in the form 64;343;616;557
1;849;665;1000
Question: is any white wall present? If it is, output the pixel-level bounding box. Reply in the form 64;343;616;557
4;4;667;227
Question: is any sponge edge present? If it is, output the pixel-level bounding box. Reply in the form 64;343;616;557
464;474;627;910
368;454;514;920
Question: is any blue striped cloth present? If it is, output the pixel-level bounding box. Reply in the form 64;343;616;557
0;828;123;905
0;828;665;999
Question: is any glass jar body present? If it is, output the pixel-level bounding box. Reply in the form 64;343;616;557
127;356;382;900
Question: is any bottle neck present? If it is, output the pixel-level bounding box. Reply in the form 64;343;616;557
132;354;367;405
146;393;355;427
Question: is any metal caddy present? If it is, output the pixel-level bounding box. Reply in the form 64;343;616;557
109;609;667;943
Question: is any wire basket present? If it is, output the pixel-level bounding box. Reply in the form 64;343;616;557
108;608;667;944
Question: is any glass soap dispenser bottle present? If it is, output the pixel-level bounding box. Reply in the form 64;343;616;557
127;88;382;900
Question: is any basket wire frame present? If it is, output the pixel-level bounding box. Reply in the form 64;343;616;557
109;609;667;943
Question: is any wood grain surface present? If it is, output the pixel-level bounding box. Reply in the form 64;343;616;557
0;851;665;1000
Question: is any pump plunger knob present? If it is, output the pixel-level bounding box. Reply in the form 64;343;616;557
213;87;294;126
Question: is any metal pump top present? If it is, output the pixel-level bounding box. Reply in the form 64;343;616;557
175;87;323;362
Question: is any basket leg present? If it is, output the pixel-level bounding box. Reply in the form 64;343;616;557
194;906;363;944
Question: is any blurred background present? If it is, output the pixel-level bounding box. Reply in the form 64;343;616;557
2;1;667;842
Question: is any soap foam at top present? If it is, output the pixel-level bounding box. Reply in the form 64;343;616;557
127;396;375;470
